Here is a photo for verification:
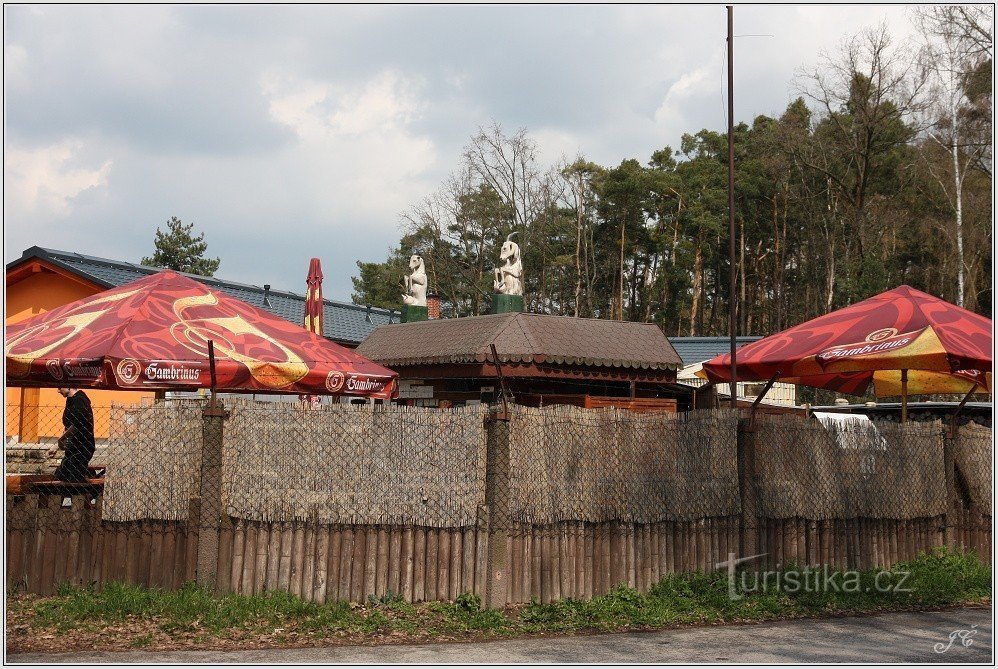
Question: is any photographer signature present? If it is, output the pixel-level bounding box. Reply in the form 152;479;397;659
934;625;979;654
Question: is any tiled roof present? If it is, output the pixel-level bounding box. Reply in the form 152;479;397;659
356;312;683;370
7;246;398;346
668;336;763;367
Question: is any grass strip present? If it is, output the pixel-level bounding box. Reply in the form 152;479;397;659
8;548;991;650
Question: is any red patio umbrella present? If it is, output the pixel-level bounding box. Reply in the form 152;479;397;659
5;270;398;399
699;285;992;398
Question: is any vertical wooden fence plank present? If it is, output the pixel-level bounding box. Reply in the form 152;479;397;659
437;528;450;602
279;523;295;594
254;523;270;596
461;526;475;597
412;527;425;602
313;524;329;603
401;527;414;602
350;526;366;602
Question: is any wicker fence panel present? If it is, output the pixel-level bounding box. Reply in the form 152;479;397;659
102;400;205;522
955;422;993;515
222;400;487;527
755;415;946;520
507;406;739;523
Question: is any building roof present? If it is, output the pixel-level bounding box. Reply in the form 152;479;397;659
668;336;763;367
356;312;683;371
6;246;397;346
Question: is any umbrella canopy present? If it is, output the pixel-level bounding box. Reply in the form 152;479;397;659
6;270;398;399
699;285;992;396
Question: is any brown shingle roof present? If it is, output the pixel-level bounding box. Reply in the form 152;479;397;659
356;312;682;371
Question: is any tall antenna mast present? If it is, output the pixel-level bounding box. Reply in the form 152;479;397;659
727;5;738;409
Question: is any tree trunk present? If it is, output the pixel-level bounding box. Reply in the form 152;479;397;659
618;217;627;321
689;242;703;336
574;177;584;317
951;82;966;307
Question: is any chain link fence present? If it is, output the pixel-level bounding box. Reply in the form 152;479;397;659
7;402;986;530
955;422;993;515
6;400;112;476
103;400;205;522
754;414;947;519
222;399;487;527
507;405;740;523
5;397;992;600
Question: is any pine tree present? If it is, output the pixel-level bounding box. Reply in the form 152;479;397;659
141;217;221;276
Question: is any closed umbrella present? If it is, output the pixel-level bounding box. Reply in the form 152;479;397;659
302;257;324;406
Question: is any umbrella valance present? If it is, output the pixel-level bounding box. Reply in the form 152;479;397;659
6;270;398;399
699;285;992;396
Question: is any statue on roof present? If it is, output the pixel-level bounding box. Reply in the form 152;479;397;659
402;254;427;307
493;232;523;296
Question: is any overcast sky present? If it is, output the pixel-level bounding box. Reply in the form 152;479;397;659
4;4;921;302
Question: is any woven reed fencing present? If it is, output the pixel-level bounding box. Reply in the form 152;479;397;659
6;401;992;602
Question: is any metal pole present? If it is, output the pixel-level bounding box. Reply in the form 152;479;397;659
727;5;738;409
208;339;218;409
489;343;510;419
949;383;979;436
900;368;908;423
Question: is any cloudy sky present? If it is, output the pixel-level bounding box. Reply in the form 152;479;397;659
4;4;920;302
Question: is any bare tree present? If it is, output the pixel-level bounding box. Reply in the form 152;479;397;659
913;6;993;306
462;121;547;232
794;23;929;306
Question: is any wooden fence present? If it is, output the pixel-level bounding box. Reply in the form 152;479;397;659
6;408;992;603
7;498;990;602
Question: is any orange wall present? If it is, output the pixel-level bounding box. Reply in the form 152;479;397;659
6;265;151;440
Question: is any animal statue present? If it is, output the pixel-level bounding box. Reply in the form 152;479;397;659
493;232;523;296
402;254;428;306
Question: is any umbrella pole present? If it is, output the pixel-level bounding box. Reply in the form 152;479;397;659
900;369;908;423
750;372;781;425
949;383;980;436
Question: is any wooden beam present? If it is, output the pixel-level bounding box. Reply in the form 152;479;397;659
386;362;679;384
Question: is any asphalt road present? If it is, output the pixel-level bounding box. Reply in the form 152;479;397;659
8;607;992;664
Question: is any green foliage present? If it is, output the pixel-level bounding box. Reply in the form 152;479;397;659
455;591;481;613
141;216;221;277
17;549;989;647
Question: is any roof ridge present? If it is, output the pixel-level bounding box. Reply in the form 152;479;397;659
511;312;541;352
28;246;396;314
476;312;521;357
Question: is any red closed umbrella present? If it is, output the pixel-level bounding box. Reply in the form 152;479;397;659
699;285;992;398
301;257;324;406
6;270;398;399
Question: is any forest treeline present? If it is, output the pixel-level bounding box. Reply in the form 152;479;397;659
352;10;993;336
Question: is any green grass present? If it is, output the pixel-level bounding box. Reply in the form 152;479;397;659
13;548;991;646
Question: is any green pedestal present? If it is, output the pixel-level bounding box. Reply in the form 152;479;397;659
491;293;524;314
401;305;428;323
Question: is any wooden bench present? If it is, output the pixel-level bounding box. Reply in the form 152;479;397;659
7;465;106;496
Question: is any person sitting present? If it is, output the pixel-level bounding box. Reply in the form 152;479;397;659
47;388;96;483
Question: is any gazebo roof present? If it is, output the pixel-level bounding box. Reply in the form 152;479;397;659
356;312;682;372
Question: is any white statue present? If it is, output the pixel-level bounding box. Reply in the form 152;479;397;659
493;232;523;296
402;254;427;307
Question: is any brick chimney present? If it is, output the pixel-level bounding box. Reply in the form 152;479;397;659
427;292;441;319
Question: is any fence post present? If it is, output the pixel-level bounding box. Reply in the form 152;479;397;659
737;417;759;558
482;407;511;609
942;425;959;550
193;401;230;590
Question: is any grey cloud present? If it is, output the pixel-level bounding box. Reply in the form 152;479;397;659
5;4;919;301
